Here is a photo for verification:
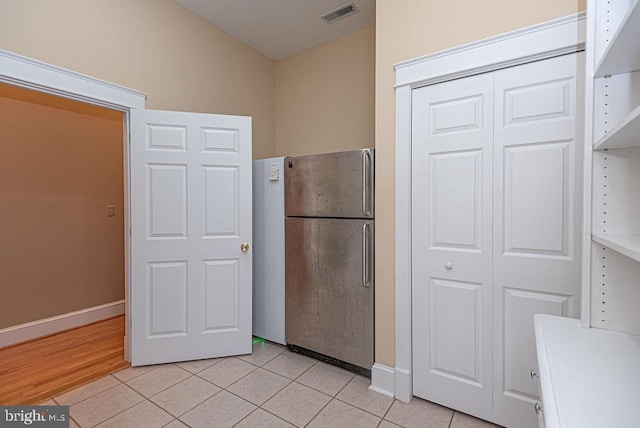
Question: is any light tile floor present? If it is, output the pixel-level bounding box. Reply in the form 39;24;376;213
40;340;501;428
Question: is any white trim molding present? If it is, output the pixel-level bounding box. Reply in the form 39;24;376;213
0;300;125;348
0;48;145;361
0;49;146;110
395;12;585;89
394;13;585;403
369;363;395;397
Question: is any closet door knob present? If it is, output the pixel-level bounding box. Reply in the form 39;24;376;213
444;261;453;270
241;243;250;252
534;402;543;415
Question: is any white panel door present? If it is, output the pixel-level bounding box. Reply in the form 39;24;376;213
412;73;494;420
492;53;583;428
130;109;252;366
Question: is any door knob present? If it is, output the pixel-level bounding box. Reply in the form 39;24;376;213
534;402;543;415
241;243;250;252
444;261;453;270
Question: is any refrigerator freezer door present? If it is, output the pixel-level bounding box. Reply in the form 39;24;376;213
285;217;374;369
285;149;374;219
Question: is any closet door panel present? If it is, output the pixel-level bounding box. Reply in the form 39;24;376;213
412;73;494;421
503;141;571;257
492;53;584;428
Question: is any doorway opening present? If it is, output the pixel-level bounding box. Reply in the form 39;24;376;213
0;82;128;403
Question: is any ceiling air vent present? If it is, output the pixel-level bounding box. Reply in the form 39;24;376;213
321;2;360;24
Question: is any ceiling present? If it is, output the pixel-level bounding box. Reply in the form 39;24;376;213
174;0;375;60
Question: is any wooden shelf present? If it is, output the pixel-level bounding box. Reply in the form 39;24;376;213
592;233;640;262
595;0;640;77
534;314;640;428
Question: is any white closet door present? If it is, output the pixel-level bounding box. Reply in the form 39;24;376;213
492;53;583;428
412;73;494;420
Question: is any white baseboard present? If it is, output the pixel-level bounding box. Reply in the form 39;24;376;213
0;300;125;348
394;367;412;403
369;363;395;398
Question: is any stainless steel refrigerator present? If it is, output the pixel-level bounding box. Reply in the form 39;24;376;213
285;148;374;374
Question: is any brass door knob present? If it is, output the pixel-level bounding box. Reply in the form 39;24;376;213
241;243;250;252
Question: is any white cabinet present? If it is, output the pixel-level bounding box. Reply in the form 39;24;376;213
535;1;640;426
534;314;640;428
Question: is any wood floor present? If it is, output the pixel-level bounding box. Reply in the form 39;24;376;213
0;315;129;405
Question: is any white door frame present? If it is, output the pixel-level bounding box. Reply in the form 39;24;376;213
388;13;586;402
0;49;147;361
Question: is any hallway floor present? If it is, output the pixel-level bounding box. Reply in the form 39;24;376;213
39;340;499;428
0;316;128;405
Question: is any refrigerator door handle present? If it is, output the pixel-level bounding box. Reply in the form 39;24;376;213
362;149;373;217
362;222;371;288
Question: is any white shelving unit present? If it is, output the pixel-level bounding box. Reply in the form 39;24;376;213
593;104;640;150
594;0;640;77
592;233;640;262
590;0;640;332
535;1;640;426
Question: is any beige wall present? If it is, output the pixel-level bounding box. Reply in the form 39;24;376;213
0;0;588;363
275;27;375;157
0;1;377;331
374;0;586;366
0;84;125;328
0;0;276;159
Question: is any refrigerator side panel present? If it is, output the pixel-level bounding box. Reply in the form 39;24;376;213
285;217;374;369
252;158;286;344
285;149;374;218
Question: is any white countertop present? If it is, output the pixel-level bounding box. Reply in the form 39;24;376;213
534;314;640;428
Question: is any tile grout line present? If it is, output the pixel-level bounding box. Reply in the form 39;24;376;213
94;396;173;427
231;406;261;427
376;386;397;426
145;369;222;416
113;364;159;383
84;382;151;427
192;357;258;390
227;353;325;427
330;375;393;424
224;373;292;407
301;394;333;427
174;360;222;376
225;353;318;427
138;366;231;421
297;361;351;428
333;395;391;422
245;405;297;427
327;373;395;422
168;382;224;420
221;353;391;427
124;364;192;401
236;345;287;367
56;375;123;408
227;352;319;386
160;417;181;428
225;352;327;427
59;350;403;428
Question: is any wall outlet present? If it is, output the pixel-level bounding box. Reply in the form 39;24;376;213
107;205;116;217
